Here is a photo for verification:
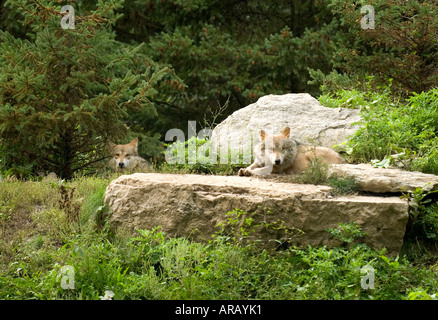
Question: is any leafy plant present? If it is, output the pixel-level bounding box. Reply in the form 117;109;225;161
323;87;438;176
327;222;367;248
162;136;249;175
401;185;438;240
327;175;359;196
408;289;438;300
215;208;303;251
298;156;329;185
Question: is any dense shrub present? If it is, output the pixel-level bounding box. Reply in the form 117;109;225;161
320;86;438;175
2;222;438;300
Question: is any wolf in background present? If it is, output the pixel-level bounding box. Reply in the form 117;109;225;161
108;138;150;172
238;127;344;176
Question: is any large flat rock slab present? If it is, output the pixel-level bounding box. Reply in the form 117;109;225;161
104;173;409;256
329;164;438;193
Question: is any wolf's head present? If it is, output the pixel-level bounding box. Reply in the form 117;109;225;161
108;138;139;170
259;127;296;166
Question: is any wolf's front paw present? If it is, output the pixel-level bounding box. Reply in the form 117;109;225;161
238;168;252;176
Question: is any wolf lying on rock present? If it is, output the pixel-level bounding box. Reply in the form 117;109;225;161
238;127;344;176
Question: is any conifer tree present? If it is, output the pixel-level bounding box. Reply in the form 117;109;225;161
0;0;169;178
311;0;438;97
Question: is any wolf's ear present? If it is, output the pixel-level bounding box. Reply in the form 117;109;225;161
260;130;266;141
129;138;139;150
281;127;290;138
129;137;139;145
107;141;116;151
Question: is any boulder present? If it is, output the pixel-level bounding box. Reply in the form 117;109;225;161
329;164;438;193
104;173;408;256
210;93;361;160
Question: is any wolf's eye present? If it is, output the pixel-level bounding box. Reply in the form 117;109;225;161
126;154;131;158
115;154;119;157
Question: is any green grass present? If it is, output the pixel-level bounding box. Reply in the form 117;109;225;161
327;175;359;196
0;175;437;300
